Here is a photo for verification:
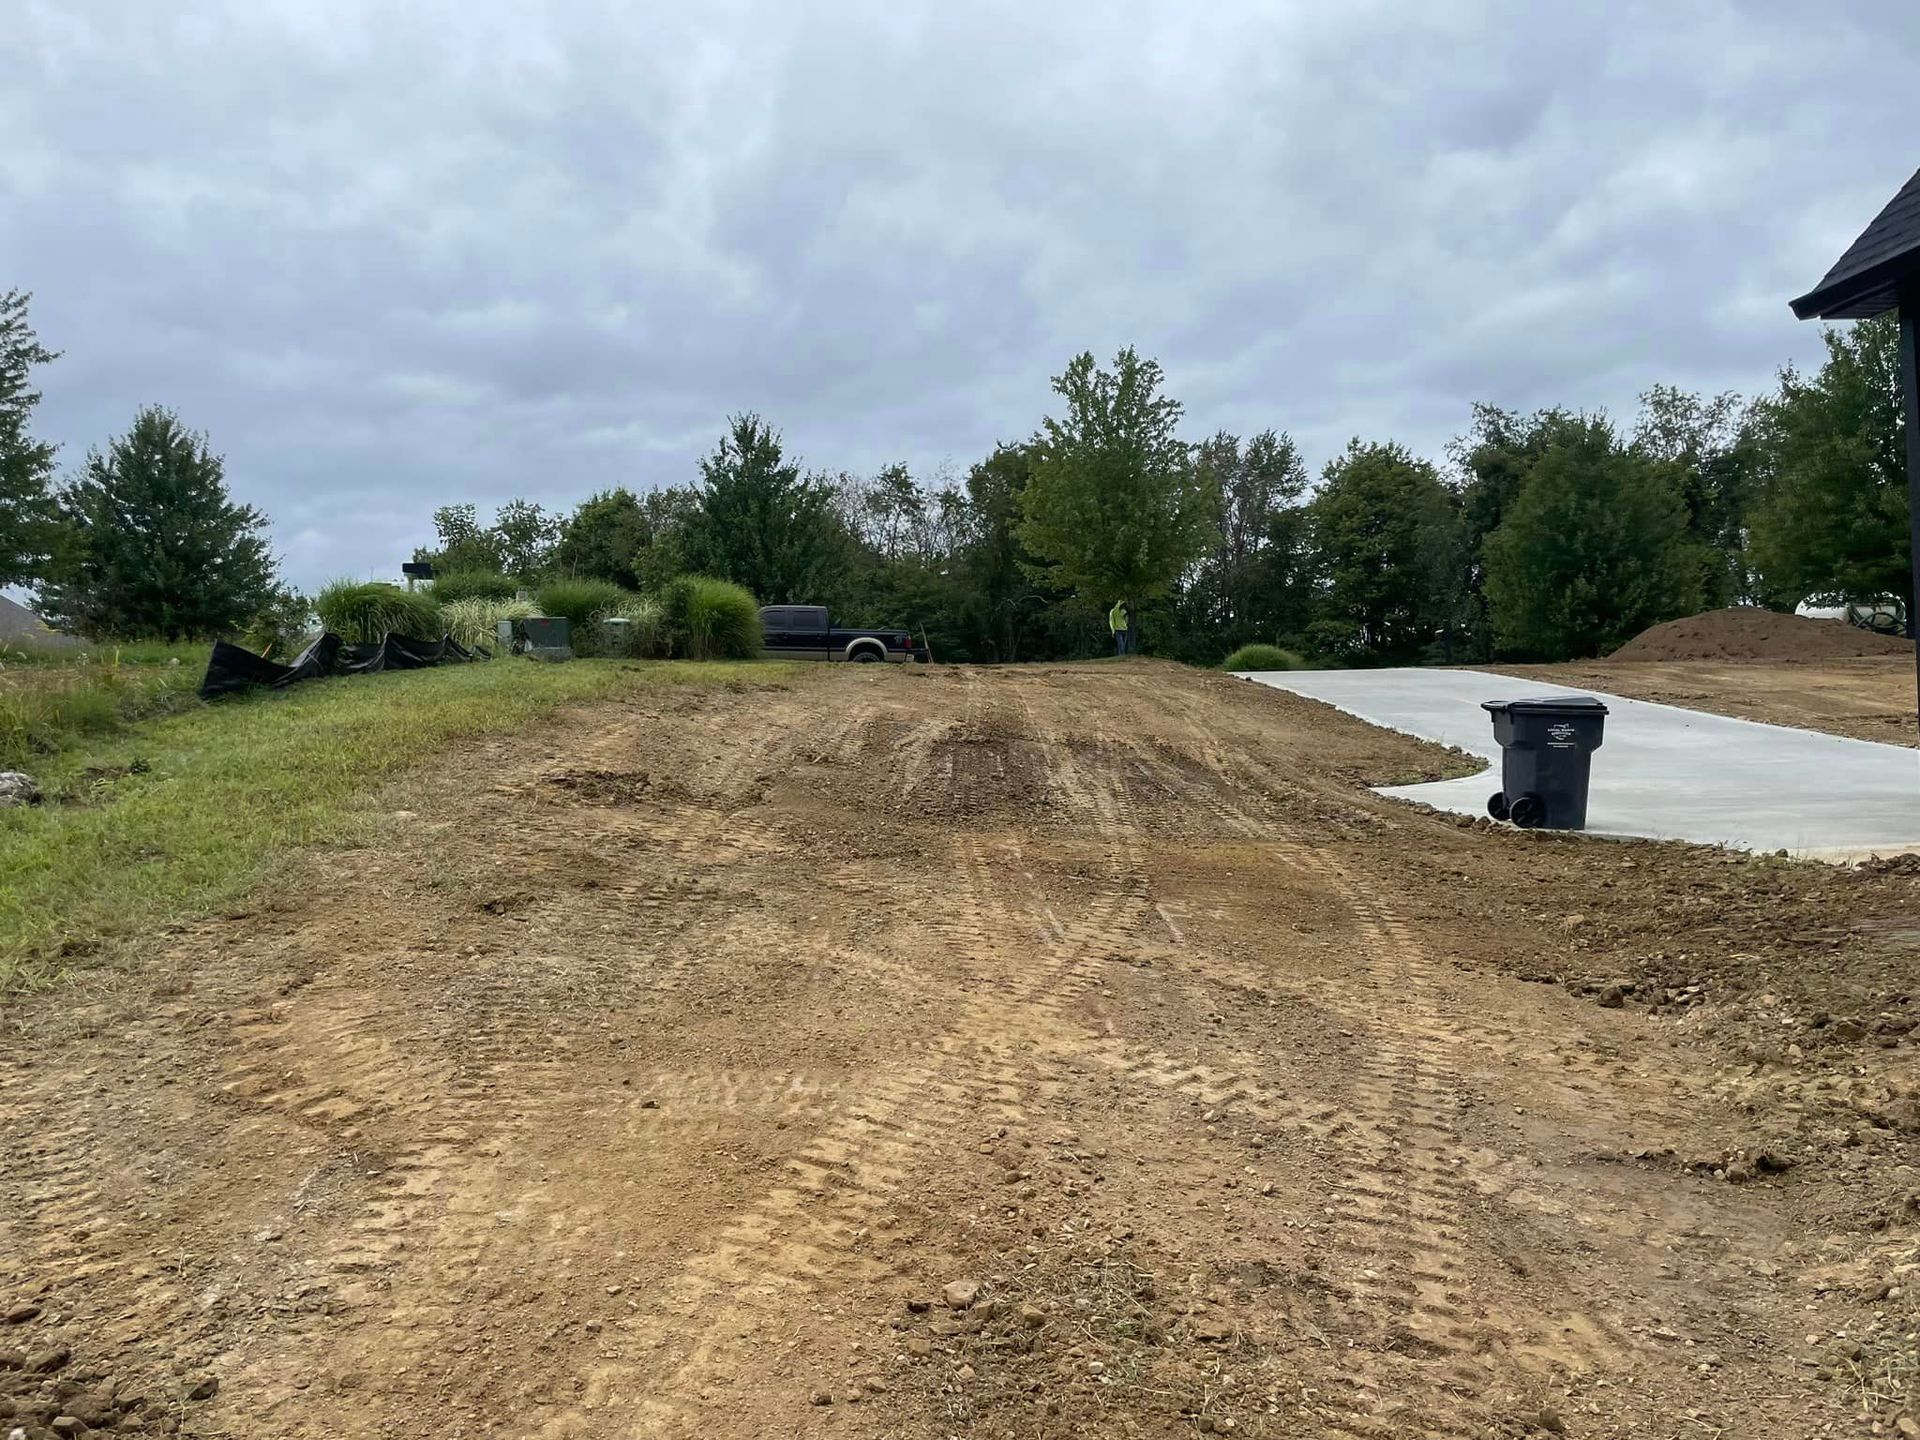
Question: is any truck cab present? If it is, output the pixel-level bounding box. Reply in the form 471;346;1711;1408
758;606;919;663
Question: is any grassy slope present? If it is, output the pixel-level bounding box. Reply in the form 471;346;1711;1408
0;657;797;992
0;642;206;769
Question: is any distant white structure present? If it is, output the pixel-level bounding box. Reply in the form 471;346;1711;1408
1794;599;1848;622
1795;596;1908;635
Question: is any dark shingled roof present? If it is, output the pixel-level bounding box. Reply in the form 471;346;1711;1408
1791;166;1920;320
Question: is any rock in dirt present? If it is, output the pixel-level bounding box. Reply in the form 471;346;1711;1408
809;1390;833;1406
184;1376;219;1401
25;1347;68;1375
941;1278;982;1310
0;1308;36;1326
1895;1416;1918;1439
1598;985;1627;1009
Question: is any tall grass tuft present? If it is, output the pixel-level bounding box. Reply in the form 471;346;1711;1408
316;581;444;644
431;570;520;603
534;579;630;633
1220;643;1306;672
663;576;761;660
442;597;540;652
582;596;670;658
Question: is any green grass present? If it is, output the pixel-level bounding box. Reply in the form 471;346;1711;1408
0;658;800;993
1221;643;1306;671
0;637;204;668
0;650;205;770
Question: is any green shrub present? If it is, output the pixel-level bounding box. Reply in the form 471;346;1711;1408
442;597;540;652
315;581;444;644
1221;643;1306;672
243;588;316;659
662;575;761;660
431;570;519;603
534;579;630;634
578;597;669;659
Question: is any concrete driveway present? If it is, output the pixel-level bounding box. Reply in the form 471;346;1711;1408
1237;667;1920;859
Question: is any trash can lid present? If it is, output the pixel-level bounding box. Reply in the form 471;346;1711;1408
1481;695;1609;716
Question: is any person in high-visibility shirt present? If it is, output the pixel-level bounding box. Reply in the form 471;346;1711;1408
1108;597;1132;657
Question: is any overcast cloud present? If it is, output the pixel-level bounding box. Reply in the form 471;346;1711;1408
2;0;1916;590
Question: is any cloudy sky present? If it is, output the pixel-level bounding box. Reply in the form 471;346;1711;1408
3;0;1916;591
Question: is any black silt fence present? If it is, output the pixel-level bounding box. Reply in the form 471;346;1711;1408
199;632;479;701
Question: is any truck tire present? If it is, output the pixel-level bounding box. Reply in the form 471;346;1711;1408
851;649;881;663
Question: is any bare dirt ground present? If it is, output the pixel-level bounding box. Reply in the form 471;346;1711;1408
7;661;1920;1439
1497;656;1918;747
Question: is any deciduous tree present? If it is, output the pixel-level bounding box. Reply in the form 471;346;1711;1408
1632;385;1761;607
1746;317;1908;614
1482;415;1703;659
1307;440;1463;664
492;499;559;580
551;488;652;588
1178;429;1312;658
1018;348;1215;626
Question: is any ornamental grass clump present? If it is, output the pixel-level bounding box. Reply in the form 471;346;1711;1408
442;597;540;652
315;581;444;645
583;597;669;658
662;576;761;660
534;579;630;633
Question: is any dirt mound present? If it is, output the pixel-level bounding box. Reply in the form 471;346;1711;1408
1608;607;1912;663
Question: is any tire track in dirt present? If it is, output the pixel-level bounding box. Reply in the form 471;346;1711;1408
178;698;885;1424
523;674;1159;1435
1120;725;1633;1436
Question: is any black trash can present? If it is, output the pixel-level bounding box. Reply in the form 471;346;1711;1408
1481;696;1608;830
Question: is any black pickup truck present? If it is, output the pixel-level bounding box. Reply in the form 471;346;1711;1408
758;606;924;663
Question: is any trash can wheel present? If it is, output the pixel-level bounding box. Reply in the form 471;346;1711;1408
1507;793;1545;828
1487;792;1509;821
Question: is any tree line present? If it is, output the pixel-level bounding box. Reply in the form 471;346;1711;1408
411;325;1910;664
2;286;1909;662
